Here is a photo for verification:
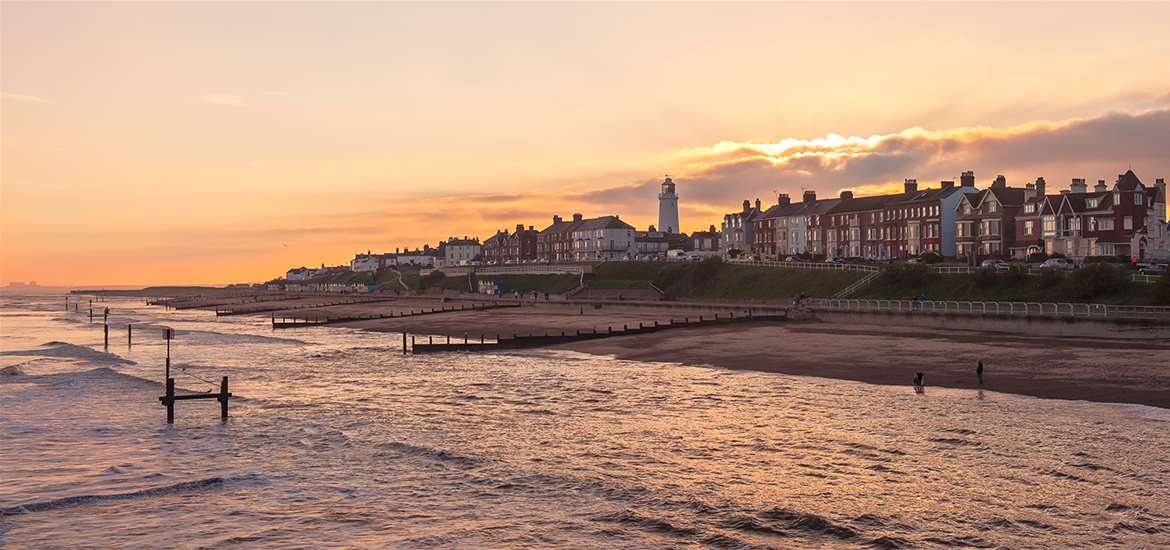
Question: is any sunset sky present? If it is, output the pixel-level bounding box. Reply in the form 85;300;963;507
3;2;1169;286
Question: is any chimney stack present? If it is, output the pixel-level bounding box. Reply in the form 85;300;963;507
1070;178;1087;194
742;199;751;211
992;175;1006;189
778;193;791;206
649;225;657;232
516;224;524;232
961;170;975;187
755;198;761;210
803;190;817;203
709;224;716;233
941;180;955;189
572;213;583;222
904;178;918;194
553;215;563;224
1094;179;1107;192
1035;177;1046;197
840;190;854;200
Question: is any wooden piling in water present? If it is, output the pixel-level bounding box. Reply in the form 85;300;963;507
128;324;132;346
402;332;407;355
219;377;230;420
103;324;109;348
165;378;175;424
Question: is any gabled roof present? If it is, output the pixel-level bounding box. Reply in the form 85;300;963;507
1115;169;1143;191
984;186;1027;206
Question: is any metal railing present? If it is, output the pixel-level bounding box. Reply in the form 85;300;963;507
728;259;880;272
807;298;1170;319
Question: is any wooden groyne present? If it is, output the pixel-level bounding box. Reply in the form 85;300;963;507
410;310;788;354
216;296;401;316
272;302;521;328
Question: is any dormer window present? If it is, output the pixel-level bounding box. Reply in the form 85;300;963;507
1087;198;1098;209
1024;204;1035;213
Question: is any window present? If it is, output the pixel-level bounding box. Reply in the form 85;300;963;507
1124;216;1133;230
1087;198;1098;209
1024;221;1034;235
987;201;997;213
1098;218;1114;231
1042;216;1056;236
963;203;972;215
1024;204;1035;213
1135;193;1144;205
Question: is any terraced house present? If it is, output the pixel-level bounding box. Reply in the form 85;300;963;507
721;199;762;256
954;175;1027;260
1033;171;1166;260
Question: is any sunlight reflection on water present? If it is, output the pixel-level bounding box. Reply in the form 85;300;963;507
2;294;1169;548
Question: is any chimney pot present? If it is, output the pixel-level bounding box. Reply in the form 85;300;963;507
992;175;1006;189
961;170;976;187
573;213;583;222
941;180;955;189
802;190;817;203
1070;178;1087;194
840;190;854;200
754;198;761;210
904;178;918;194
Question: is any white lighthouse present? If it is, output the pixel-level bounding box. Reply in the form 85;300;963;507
658;175;680;234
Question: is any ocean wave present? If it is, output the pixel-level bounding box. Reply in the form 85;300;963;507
0;342;135;365
592;509;702;538
758;507;860;540
376;441;481;467
0;476;247;516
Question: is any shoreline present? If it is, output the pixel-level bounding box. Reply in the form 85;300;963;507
124;293;1170;409
550;320;1170;409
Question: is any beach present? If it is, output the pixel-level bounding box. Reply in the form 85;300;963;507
159;293;1170;409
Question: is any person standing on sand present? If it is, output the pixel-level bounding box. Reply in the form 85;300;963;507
913;372;925;391
976;361;984;385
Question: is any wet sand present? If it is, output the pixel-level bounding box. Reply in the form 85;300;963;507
554;320;1170;409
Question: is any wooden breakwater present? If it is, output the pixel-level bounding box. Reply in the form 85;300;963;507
272;302;521;328
410;310;788;354
216;296;401;316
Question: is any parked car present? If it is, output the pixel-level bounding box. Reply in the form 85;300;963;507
1139;264;1167;275
906;258;922;264
980;259;1010;271
785;256;796;262
1041;258;1074;270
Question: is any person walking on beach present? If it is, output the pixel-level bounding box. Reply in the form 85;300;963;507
913;372;925;393
976;361;984;385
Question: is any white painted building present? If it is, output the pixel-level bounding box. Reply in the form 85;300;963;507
658;176;680;234
285;267;313;281
441;237;481;266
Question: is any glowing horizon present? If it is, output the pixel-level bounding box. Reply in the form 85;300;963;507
3;2;1169;286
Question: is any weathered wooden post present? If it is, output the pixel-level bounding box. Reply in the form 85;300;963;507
164;328;173;381
402;332;407;355
164;378;175;424
103;323;109;349
127;324;132;346
218;377;230;420
89;301;93;322
411;335;416;350
429;336;433;345
480;334;484;344
447;335;451;344
65;296;69;310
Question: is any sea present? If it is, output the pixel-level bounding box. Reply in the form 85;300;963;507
1;294;1168;548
